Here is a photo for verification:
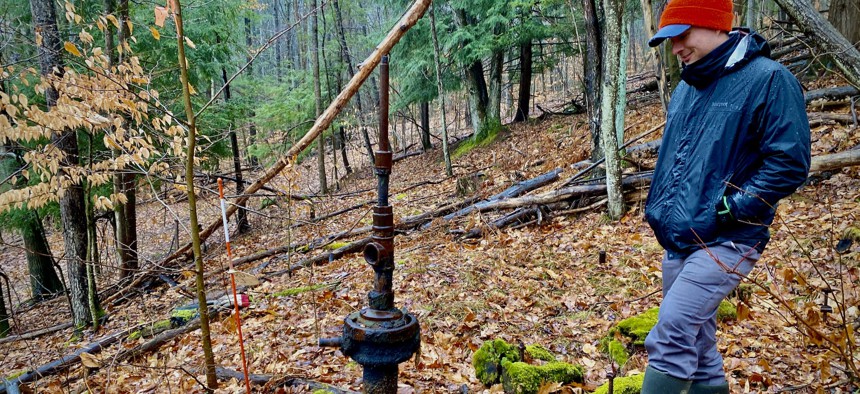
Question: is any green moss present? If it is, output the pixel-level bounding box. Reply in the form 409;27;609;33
593;373;645;394
271;283;330;297
452;121;501;159
501;360;584;394
260;198;279;210
606;339;629;367
472;339;521;386
324;242;349;250
4;370;26;380
312;389;334;394
128;319;173;340
717;300;737;321
600;307;659;368
169;307;199;327
524;345;555;362
612;307;660;346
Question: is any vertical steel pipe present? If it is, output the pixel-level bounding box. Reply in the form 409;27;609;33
319;53;420;394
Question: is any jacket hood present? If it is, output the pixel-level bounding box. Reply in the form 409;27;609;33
680;29;771;89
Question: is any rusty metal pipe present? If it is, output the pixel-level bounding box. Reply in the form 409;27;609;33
322;53;419;394
378;55;391;153
319;337;343;347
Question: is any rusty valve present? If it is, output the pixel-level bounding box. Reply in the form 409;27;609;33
319;54;420;394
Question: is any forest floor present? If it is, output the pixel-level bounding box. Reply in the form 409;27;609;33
1;88;859;393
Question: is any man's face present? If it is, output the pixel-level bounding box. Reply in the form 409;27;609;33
670;27;729;65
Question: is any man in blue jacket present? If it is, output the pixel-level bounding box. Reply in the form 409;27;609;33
641;0;811;392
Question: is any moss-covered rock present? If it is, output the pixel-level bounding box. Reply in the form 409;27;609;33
613;307;660;346
501;360;584;394
593;373;645;394
311;389;334;394
525;344;555;362
716;300;737;321
600;307;659;367
473;339;521;386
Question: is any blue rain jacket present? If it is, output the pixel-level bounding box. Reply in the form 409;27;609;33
645;30;811;257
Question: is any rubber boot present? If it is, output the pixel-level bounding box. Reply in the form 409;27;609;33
641;365;692;394
689;381;730;394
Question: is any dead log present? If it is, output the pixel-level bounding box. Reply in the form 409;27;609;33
103;0;431;305
214;367;359;393
112;319;203;364
772;0;860;88
811;149;860;172
0;322;148;394
561;121;665;187
0;322;73;345
422;168;563;229
804;86;860;104
807;112;857;126
482;173;654;211
262;237;372;279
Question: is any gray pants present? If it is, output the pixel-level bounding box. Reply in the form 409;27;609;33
644;242;760;384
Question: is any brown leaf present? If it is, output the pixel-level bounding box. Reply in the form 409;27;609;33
154;6;168;27
80;352;101;369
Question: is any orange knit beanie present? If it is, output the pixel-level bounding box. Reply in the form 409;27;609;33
659;0;734;32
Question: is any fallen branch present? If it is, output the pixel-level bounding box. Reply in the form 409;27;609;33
482;173;654;211
0;322;148;394
804;86;859;104
807;112;857;127
422;168;563;230
262;237;372;279
112;318;203;364
0;322;72;345
214;367;360;393
810;149;860;172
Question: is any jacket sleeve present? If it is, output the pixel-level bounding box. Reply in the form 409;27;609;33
727;68;811;222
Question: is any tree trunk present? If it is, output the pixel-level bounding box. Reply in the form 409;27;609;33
420;101;431;151
772;0;860;87
84;173;101;330
222;68;250;233
0;69;62;301
274;0;282;82
513;40;533;122
114;0;138;282
20;210;63;300
600;0;627;220
29;0;94;329
333;0;375;167
338;126;352;174
430;3;453;176
487;49;504;126
311;0;327;194
615;3;630;145
640;0;670;114
103;0;116;65
293;0;305;70
174;1;218;388
0;273;8;337
583;0;604;162
828;0;860;48
245;15;260;167
745;0;757;29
